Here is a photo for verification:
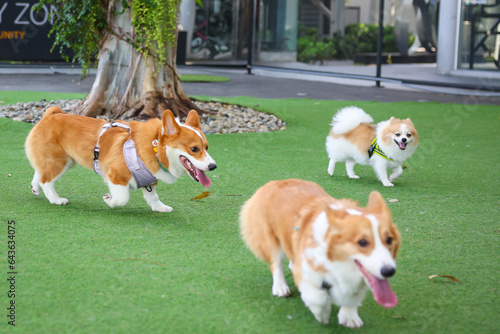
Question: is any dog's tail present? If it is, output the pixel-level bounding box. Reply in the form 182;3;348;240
43;106;64;117
330;106;373;134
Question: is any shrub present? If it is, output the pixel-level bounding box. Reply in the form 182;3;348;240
297;23;415;63
297;25;336;64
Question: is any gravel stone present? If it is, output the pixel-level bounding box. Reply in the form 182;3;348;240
0;99;286;134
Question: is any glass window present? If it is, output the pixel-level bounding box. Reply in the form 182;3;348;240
189;0;235;60
257;0;299;62
458;0;500;70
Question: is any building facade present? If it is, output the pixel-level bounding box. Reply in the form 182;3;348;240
180;0;299;63
438;0;500;78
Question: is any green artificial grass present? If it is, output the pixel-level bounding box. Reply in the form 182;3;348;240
0;91;86;105
0;92;499;333
179;74;231;83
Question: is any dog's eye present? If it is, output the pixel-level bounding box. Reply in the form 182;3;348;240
386;237;393;245
407;133;412;138
358;239;369;247
395;133;401;137
190;147;200;153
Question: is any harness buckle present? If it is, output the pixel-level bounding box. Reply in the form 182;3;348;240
94;147;100;160
368;144;375;158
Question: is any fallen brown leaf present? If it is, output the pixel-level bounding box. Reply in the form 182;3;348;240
191;191;211;200
429;275;462;283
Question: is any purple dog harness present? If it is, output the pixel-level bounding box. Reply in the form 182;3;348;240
122;139;158;188
93;122;158;188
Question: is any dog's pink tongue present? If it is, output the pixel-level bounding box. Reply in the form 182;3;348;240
357;262;398;308
398;142;406;150
195;168;211;188
370;276;398;308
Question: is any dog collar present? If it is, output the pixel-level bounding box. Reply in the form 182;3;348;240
157;159;170;173
368;138;393;161
152;140;171;174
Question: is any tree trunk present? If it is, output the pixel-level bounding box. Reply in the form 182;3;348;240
76;2;201;120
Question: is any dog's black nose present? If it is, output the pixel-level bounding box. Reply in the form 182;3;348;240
208;163;217;171
401;137;407;143
381;266;396;278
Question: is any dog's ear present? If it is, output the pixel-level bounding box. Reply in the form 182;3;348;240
162;110;181;136
185;110;201;129
390;225;401;259
389;116;396;123
367;191;390;214
316;199;345;235
316;199;347;218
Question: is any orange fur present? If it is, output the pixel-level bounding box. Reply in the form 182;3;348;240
25;106;215;210
26;108;203;184
240;179;400;289
330;123;376;152
379;117;419;147
326;108;419;186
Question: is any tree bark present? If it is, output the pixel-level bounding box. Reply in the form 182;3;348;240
76;2;201;120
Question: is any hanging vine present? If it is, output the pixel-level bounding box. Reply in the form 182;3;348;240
38;0;107;75
130;0;180;66
39;0;202;74
38;0;205;119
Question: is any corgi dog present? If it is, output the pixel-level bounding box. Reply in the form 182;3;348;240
240;179;400;328
326;106;418;186
25;106;216;212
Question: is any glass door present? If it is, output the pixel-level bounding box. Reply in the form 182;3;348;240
458;0;500;70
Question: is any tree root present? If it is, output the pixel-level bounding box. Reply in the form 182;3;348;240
119;91;208;120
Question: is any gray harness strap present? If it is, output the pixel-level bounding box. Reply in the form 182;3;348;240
93;122;157;188
93;122;131;177
123;139;158;188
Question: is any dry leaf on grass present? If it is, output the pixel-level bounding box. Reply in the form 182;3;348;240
191;191;211;200
429;275;462;283
388;199;400;203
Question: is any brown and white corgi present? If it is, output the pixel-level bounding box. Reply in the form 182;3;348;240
240;179;400;328
326;106;418;186
25;106;216;212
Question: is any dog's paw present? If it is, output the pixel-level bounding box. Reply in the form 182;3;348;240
31;185;40;196
389;175;398;182
51;198;69;205
314;314;330;324
103;193;115;207
151;203;174;213
348;175;360;179
382;181;395;187
272;283;291;297
338;307;363;328
309;305;331;324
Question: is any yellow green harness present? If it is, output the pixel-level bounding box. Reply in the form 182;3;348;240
368;138;393;161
